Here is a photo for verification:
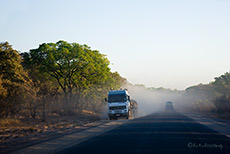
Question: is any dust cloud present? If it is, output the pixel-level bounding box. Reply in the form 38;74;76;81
101;82;217;119
122;84;183;117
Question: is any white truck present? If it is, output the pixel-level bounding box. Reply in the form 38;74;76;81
105;89;138;120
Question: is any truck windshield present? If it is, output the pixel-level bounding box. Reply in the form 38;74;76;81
108;94;127;103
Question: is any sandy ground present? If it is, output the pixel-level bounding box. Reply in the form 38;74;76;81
0;113;101;154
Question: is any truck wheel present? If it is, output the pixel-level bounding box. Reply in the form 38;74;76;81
126;110;130;119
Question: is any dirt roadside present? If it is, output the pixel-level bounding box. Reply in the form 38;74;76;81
10;120;127;154
0;118;128;154
0;113;103;153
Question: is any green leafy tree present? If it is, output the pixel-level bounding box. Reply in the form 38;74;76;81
0;42;29;82
82;72;126;114
22;40;111;113
109;72;126;90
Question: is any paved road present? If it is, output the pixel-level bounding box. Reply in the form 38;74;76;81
59;111;230;154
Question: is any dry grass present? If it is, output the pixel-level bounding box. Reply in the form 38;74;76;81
82;110;98;116
0;110;100;144
0;118;22;127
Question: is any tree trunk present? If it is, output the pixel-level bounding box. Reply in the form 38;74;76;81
42;100;46;122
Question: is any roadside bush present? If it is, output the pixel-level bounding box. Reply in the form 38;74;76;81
213;96;230;113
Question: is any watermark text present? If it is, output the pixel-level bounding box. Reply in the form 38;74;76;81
187;142;223;149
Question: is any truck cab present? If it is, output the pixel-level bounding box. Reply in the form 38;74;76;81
107;90;131;120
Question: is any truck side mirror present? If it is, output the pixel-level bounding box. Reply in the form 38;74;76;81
128;96;130;101
105;98;108;102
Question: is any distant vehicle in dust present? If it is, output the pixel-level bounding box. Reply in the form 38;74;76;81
165;101;174;111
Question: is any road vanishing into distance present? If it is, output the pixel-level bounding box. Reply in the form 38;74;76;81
59;111;230;154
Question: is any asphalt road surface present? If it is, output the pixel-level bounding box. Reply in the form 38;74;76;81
59;111;230;154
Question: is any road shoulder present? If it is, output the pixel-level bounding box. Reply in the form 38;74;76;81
181;112;230;138
10;120;127;154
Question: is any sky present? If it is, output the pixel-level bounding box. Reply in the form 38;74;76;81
1;0;230;90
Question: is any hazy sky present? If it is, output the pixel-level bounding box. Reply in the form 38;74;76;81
1;0;230;90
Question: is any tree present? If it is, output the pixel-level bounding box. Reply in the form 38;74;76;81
212;72;230;98
22;40;111;113
212;72;230;112
0;42;29;82
109;72;127;90
0;42;31;117
82;72;126;114
0;76;7;97
182;84;217;112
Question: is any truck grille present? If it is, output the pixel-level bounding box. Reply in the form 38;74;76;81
109;106;126;110
114;110;122;113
